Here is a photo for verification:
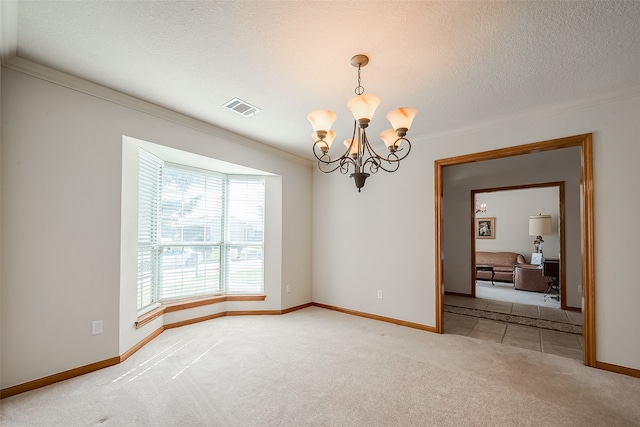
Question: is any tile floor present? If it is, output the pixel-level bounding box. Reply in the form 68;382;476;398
444;294;584;361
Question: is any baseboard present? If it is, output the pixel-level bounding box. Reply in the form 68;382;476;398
0;357;120;399
135;294;267;329
595;361;640;378
165;311;227;330
1;302;314;399
312;302;438;333
120;326;164;362
282;302;313;314
444;291;472;297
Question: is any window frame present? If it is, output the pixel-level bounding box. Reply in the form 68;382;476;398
137;149;266;313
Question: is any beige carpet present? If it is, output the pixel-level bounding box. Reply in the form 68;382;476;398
2;307;639;426
476;280;560;308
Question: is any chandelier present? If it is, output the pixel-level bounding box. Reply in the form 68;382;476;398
308;54;417;192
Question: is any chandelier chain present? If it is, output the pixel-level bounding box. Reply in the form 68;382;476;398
354;65;364;95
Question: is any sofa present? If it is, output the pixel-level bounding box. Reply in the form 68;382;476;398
514;264;550;292
475;251;525;282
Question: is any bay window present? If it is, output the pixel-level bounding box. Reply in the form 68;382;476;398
137;148;265;312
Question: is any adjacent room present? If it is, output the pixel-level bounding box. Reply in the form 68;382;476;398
2;1;640;425
473;186;563;306
442;165;584;360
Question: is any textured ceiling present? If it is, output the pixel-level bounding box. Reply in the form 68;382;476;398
5;1;640;159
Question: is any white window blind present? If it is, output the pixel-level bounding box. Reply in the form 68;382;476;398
158;166;226;300
137;149;162;310
226;176;265;294
137;151;265;312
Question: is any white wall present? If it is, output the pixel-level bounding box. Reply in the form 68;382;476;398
474;187;560;261
312;162;432;326
312;87;640;370
0;63;3;380
0;66;313;389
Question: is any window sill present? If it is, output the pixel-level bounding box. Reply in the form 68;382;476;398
135;294;266;329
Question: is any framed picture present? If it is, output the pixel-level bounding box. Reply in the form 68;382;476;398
475;217;495;239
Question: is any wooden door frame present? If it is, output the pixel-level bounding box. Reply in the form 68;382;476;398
434;134;595;367
470;182;569;310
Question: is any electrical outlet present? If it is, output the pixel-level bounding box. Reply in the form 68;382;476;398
286;284;291;293
92;320;103;335
377;290;383;299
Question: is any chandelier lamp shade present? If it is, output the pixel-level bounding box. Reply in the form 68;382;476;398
308;54;417;192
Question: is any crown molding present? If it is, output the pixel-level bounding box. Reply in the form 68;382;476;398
0;1;17;64
3;56;313;168
415;84;640;144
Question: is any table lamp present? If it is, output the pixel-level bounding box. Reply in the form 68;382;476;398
529;214;552;256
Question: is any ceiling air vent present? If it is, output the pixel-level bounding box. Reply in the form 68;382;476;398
223;98;261;117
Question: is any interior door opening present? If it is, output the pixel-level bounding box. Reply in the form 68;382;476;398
471;183;570;311
434;134;594;366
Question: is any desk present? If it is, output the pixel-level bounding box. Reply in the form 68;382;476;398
476;264;495;285
543;258;560;301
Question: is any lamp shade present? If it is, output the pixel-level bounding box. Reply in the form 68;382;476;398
307;110;337;132
344;138;360;156
312;130;336;150
380;128;401;148
347;94;380;121
529;215;552;236
386;107;417;131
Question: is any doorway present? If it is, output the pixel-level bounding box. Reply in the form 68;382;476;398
472;183;567;310
434;134;595;367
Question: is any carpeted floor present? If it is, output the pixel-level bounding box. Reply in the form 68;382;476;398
476;280;560;308
2;307;639;426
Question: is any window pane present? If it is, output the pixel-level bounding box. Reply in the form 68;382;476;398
157;166;227;300
226;244;264;294
227;177;265;244
159;245;221;299
226;176;264;294
161;167;224;244
137;149;162;310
